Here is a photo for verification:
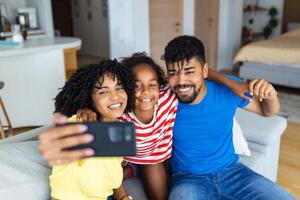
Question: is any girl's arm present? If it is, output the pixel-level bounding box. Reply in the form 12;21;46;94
207;69;251;101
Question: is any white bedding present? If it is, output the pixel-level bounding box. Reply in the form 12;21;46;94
234;28;300;65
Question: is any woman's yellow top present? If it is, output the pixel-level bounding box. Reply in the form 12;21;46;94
49;115;123;200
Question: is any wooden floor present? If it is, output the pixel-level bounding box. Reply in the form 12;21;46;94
277;122;300;199
274;82;300;198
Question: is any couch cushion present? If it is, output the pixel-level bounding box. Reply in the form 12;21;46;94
0;126;49;145
0;141;51;200
124;177;147;200
235;109;287;146
239;150;264;170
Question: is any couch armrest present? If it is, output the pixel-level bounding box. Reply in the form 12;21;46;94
0;126;49;145
235;108;287;146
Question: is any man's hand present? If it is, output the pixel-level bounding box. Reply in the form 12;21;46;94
243;79;279;116
248;79;277;101
230;79;277;103
76;108;97;122
38;113;94;166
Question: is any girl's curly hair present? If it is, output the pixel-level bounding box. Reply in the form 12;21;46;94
121;52;168;89
54;59;135;117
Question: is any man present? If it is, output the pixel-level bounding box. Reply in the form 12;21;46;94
163;35;293;200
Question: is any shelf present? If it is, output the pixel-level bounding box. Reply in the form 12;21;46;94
0;29;45;38
243;5;268;12
253;32;264;37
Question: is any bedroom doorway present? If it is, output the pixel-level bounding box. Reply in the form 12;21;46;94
194;0;219;69
149;0;183;69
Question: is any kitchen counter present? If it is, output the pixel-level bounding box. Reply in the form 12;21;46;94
0;37;81;58
0;37;81;128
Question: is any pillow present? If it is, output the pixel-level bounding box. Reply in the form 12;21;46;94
233;118;251;156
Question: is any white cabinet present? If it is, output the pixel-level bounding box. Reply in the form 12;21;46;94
71;0;109;58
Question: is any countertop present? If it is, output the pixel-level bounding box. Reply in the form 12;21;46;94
0;37;81;58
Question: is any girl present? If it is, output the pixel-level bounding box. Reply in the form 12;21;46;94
119;53;176;200
77;52;249;200
50;60;135;200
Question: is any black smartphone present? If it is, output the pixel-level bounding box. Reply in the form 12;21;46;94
62;122;136;157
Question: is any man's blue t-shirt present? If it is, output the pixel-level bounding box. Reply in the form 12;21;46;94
171;80;249;174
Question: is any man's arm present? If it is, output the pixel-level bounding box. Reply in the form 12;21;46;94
243;79;280;116
207;69;252;101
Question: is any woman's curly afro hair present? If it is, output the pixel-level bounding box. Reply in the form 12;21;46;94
54;59;135;117
121;52;168;90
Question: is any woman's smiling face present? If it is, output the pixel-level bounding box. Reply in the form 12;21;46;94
91;73;128;121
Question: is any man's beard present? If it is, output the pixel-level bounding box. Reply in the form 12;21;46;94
173;84;200;103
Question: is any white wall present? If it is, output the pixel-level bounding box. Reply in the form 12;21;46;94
108;0;149;59
216;0;284;71
0;0;27;24
107;0;193;59
132;0;150;54
243;0;284;39
183;0;195;35
217;0;244;71
1;0;54;37
26;0;54;37
108;0;134;59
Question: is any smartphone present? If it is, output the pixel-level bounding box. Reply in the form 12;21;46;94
62;122;136;157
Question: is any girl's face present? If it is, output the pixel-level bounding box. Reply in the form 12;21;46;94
91;74;128;121
133;64;159;112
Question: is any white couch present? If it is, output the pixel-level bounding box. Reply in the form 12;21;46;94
0;109;287;200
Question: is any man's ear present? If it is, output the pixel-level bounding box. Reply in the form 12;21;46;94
202;63;209;79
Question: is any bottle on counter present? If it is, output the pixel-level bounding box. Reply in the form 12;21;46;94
11;24;23;43
21;27;27;40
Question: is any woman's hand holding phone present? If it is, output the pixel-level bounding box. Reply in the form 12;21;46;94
38;113;95;166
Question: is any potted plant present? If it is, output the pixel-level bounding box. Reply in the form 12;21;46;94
263;6;278;39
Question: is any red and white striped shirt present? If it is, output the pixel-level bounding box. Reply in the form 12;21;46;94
118;87;178;164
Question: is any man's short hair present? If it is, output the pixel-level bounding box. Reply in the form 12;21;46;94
163;35;206;66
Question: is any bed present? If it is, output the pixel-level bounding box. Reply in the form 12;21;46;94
234;28;300;88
